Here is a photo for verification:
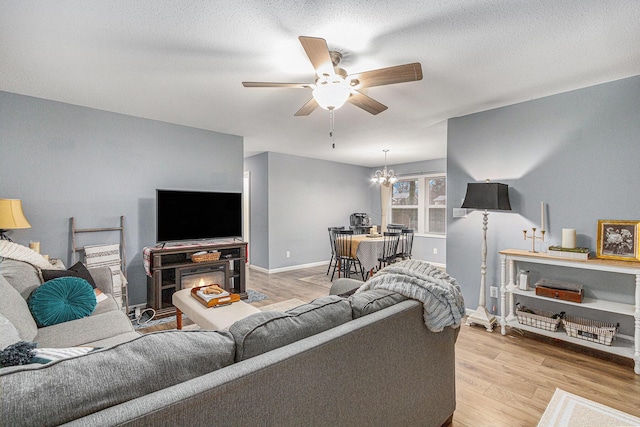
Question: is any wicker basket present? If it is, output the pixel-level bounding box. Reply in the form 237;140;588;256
562;316;618;346
515;304;563;332
191;251;221;263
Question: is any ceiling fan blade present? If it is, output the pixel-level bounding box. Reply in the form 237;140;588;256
347;91;388;115
242;82;313;88
347;62;423;89
298;36;334;76
294;97;319;116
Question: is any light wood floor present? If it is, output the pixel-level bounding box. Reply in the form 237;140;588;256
140;264;640;426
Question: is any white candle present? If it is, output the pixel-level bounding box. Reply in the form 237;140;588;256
29;241;40;254
562;228;576;249
540;202;545;231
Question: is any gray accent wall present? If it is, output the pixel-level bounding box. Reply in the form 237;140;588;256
0;91;243;306
447;75;640;331
244;152;374;271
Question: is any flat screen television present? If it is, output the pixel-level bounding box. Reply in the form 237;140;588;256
156;189;242;243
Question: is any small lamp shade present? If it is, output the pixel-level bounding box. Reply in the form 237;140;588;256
0;199;32;229
461;182;512;211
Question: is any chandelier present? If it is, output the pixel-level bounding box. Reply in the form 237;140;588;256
371;149;398;185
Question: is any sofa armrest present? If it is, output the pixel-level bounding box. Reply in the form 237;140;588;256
329;278;364;296
88;267;114;295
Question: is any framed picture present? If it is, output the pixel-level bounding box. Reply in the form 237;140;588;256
596;220;640;261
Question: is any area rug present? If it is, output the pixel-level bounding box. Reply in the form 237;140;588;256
298;273;334;289
132;289;268;330
258;298;306;312
537;388;640;427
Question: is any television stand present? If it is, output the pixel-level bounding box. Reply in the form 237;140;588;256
145;241;247;318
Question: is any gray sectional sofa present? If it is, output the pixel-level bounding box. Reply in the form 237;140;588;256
1;265;459;427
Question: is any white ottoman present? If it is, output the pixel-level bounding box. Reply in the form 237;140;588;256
172;288;260;331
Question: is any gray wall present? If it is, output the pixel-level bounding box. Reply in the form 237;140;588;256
244;152;374;271
446;75;640;332
0;91;243;306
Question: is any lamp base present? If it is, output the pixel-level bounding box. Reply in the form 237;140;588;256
466;305;497;332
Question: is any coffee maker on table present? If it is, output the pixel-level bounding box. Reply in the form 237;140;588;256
350;213;372;235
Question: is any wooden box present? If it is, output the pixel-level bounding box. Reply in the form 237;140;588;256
534;279;584;303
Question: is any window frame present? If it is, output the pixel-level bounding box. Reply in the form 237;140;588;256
390;173;446;238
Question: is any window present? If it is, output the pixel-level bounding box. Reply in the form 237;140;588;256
391;174;446;235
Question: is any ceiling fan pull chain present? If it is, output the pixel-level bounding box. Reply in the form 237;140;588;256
329;107;336;149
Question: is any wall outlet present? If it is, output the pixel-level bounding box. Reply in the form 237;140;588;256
286;251;290;258
433;248;438;254
490;286;499;298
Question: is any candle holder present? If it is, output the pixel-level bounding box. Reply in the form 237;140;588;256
523;227;545;253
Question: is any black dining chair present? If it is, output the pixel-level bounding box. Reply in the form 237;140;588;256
378;232;401;270
327;226;345;278
399;228;415;260
334;230;365;280
387;223;405;231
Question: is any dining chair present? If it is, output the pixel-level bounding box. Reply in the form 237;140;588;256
387;223;405;232
327;226;345;278
400;228;415;260
378;232;401;270
334;230;365;280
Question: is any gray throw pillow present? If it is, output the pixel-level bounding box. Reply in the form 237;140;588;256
0;275;37;341
230;295;352;361
0;258;42;300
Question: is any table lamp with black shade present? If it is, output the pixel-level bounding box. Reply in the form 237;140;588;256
461;181;512;332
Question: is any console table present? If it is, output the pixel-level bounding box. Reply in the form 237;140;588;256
499;249;640;374
145;241;247;318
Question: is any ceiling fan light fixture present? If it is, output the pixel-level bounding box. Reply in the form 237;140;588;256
312;75;350;110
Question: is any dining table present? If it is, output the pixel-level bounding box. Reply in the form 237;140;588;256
350;234;404;277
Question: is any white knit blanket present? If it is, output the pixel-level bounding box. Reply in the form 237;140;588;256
356;259;466;332
0;240;62;271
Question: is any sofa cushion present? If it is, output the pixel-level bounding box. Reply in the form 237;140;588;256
230;295;352;361
0;330;236;427
0;258;42;300
28;277;97;327
33;309;135;348
0;275;37;341
349;289;408;318
0;314;21;350
90;293;120;316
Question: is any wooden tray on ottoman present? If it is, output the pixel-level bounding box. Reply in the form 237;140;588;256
190;286;240;308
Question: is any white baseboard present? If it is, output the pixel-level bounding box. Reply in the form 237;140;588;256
248;260;328;275
249;260;447;275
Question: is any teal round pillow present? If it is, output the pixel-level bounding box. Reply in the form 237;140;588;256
28;277;97;327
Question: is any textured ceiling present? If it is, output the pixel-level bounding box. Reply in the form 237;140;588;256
1;1;639;167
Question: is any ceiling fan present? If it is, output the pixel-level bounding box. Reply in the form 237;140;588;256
242;36;423;116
